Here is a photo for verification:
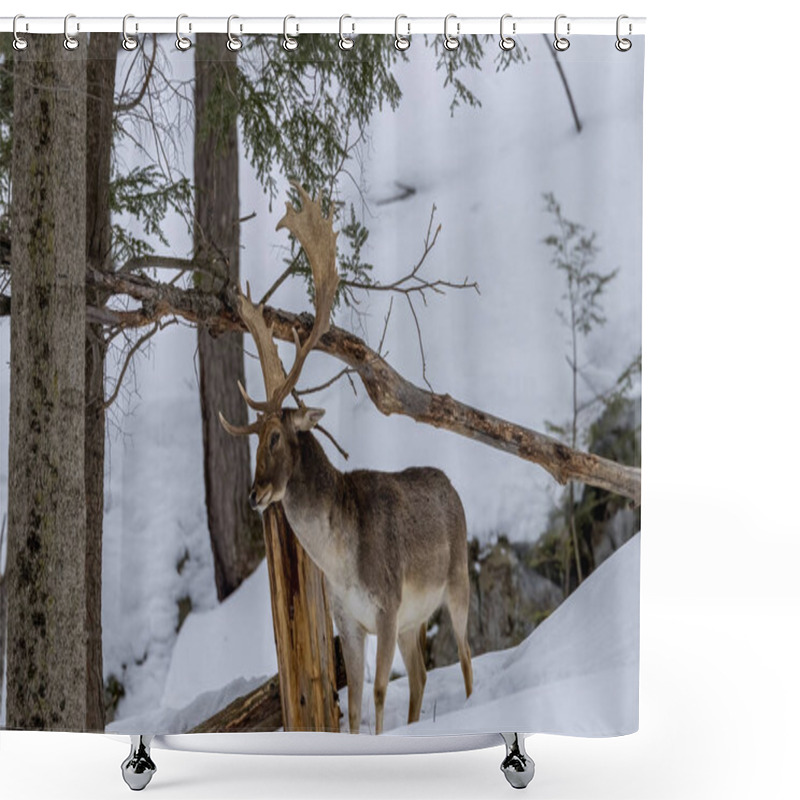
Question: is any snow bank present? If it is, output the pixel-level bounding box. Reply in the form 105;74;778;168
109;533;639;737
377;532;641;737
162;560;278;710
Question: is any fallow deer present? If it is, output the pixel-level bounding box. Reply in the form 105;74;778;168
219;184;473;734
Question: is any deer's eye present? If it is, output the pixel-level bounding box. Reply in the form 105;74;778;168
269;430;281;451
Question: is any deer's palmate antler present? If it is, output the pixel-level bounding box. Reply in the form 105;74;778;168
219;182;340;435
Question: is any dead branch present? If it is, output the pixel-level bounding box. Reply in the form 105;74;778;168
115;34;158;115
190;639;347;733
87;267;641;504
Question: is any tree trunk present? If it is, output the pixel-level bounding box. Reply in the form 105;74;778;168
262;505;341;731
194;33;264;601
7;35;89;730
83;31;118;733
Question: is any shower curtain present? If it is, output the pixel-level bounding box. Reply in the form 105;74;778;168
0;27;643;739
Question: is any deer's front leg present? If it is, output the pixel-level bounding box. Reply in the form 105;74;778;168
333;599;366;734
373;611;399;735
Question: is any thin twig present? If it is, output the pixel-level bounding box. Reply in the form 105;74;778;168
377;296;394;356
115;34;158;114
406;294;433;392
297;368;357;397
316;424;349;461
544;34;582;133
102;320;175;410
342;204;479;300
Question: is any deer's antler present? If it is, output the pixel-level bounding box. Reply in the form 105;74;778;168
218;183;339;433
268;182;340;411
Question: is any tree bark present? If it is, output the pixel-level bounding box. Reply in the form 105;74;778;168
194;33;264;601
7;35;89;730
85;269;642;505
84;30;118;733
262;505;341;731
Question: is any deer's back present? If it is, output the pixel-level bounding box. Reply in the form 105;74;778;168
341;466;467;604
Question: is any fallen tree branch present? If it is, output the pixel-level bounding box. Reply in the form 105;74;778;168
190;639;347;733
88;268;641;504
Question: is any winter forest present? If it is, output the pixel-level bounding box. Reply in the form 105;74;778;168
0;32;642;736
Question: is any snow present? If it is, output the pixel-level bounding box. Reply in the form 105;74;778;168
0;35;642;731
382;532;640;737
162;560;277;710
106;532;639;737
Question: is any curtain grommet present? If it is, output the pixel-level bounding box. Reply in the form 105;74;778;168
12;14;28;51
227;15;243;51
615;15;632;51
175;14;191;51
499;14;516;51
283;15;299;51
394;15;410;51
443;14;460;51
339;14;354;51
63;13;79;51
122;14;139;51
553;15;570;52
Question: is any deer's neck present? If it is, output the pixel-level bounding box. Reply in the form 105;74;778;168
281;431;349;580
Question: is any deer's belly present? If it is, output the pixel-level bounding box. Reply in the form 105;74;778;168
397;583;447;633
335;582;446;635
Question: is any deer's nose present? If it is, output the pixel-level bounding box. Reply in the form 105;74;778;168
249;489;259;510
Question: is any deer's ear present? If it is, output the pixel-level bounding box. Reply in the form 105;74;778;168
292;407;326;431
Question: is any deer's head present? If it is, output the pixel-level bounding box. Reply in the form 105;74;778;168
219;183;338;513
237;407;325;511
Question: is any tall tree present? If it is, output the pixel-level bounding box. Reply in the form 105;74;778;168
194;34;264;601
84;31;119;732
7;34;88;730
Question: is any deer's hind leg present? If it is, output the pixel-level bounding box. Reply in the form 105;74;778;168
446;571;473;699
398;625;428;725
373;611;399;735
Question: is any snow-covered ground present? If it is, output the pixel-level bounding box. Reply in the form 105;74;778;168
107;532;639;737
0;35;643;730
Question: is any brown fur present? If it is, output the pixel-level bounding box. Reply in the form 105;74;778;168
249;408;473;734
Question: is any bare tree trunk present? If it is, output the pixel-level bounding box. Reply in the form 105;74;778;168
83;30;118;733
0;516;6;712
7;35;89;730
262;505;340;731
194;33;264;601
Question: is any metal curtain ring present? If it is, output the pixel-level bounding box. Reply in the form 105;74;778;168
553;14;570;51
615;15;632;51
122;14;138;51
394;15;410;51
63;13;79;50
499;14;516;51
227;15;242;51
176;14;191;51
339;14;354;50
12;14;28;51
443;14;459;51
283;15;298;51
